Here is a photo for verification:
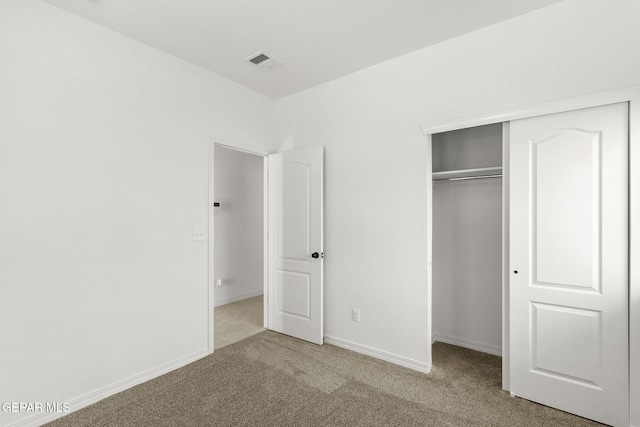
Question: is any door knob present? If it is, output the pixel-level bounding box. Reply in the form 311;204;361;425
311;252;319;259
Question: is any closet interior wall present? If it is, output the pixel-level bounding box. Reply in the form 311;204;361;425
432;124;503;355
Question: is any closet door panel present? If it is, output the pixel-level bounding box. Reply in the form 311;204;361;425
509;102;628;427
533;129;600;290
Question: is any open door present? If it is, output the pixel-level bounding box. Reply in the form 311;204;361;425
268;146;323;345
509;103;629;426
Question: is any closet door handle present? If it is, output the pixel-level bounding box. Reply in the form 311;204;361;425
311;252;320;259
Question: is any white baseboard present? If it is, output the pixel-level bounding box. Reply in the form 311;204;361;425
214;289;263;307
6;348;209;427
432;333;502;356
323;335;431;374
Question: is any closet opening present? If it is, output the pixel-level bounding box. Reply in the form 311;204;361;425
430;123;507;385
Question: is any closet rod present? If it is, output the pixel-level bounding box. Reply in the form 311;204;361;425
433;174;502;182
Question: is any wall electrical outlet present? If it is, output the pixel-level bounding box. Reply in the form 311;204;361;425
216;278;222;287
193;228;206;241
351;308;360;322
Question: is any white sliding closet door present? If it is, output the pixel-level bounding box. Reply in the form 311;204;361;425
509;103;629;426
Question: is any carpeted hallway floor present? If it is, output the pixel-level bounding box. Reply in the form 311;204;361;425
214;295;265;350
46;331;603;426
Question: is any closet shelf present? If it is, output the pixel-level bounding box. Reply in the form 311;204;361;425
432;166;502;182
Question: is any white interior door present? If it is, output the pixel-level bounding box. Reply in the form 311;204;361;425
268;146;323;345
510;103;629;426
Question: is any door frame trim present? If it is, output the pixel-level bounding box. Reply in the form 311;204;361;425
207;137;271;354
208;142;214;354
423;86;640;426
421;86;640;135
629;97;640;427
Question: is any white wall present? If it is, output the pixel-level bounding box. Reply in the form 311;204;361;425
432;180;502;353
275;0;640;368
0;1;275;425
214;146;263;306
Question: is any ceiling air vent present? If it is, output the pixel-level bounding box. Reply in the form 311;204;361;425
245;51;283;72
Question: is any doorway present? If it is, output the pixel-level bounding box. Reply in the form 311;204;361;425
430;124;504;360
429;124;506;403
208;142;325;352
212;144;267;349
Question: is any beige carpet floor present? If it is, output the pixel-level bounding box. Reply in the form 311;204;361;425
214;295;265;350
46;331;602;426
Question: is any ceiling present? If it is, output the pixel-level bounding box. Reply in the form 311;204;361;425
44;0;563;99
